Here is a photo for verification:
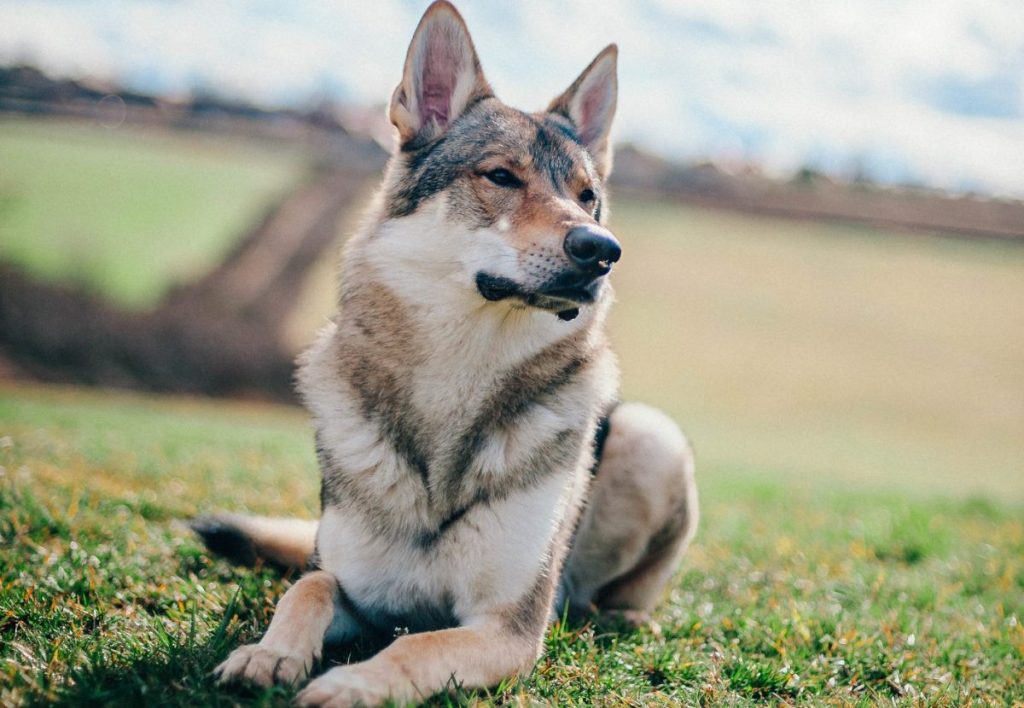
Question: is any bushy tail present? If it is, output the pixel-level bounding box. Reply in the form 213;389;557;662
189;513;317;570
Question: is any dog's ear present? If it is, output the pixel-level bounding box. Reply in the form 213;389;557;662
389;1;492;148
547;44;618;178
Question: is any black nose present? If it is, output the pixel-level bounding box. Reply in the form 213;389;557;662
564;226;622;275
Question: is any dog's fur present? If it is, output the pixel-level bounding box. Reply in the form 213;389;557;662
194;3;698;705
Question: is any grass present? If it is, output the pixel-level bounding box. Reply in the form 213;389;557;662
1;382;1021;705
0;118;306;308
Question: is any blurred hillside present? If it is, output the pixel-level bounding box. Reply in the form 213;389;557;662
4;64;1022;241
0;65;387;165
612;145;1024;241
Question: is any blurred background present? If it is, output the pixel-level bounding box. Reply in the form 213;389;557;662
1;0;1022;502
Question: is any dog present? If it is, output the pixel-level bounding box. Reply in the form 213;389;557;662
192;2;698;705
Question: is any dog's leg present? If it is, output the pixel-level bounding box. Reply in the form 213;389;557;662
295;619;539;707
564;402;698;624
215;570;359;687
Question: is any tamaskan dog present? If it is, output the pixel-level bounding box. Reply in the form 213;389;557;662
193;2;698;705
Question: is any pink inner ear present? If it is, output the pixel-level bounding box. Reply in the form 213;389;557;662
418;32;460;127
578;82;610;146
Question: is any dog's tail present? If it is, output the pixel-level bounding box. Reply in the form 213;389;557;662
189;513;317;570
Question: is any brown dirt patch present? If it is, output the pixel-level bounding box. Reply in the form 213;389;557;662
0;166;370;400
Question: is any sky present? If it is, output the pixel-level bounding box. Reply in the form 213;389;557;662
2;0;1023;196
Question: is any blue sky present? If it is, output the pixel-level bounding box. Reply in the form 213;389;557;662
2;0;1022;195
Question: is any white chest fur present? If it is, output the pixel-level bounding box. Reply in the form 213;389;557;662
317;468;578;625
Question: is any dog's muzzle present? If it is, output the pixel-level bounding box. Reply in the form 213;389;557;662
475;225;622;321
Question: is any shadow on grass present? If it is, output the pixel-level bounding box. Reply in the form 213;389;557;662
38;590;415;708
31;594;268;708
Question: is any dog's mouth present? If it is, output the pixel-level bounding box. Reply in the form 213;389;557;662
475;272;603;321
475;273;522;302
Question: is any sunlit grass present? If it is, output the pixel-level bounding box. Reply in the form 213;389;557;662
0;118;306;307
1;383;1021;704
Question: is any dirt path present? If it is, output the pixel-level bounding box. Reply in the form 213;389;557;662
0;165;370;400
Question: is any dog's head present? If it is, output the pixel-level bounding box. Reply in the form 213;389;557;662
377;1;620;322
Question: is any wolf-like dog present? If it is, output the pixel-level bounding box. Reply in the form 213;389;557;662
193;2;698;705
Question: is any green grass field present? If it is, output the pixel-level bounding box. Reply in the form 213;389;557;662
1;125;1022;703
1;383;1021;705
0;119;306;307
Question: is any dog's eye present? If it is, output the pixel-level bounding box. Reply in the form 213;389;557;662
579;188;596;203
483;168;522;188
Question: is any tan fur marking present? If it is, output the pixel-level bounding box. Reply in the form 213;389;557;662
509;190;578;246
296;621;537;707
216;571;346;687
595;494;695;612
564;402;698;616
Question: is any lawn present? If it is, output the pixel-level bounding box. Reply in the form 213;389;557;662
0;119;306;308
1;379;1021;705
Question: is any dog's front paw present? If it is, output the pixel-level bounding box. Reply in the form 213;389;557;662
295;664;404;707
214;643;312;687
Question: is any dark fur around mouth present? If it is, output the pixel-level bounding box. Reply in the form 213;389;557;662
475;272;522;301
475;271;600;321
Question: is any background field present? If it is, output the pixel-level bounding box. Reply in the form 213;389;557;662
607;199;1024;502
1;121;1022;704
0;119;304;307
